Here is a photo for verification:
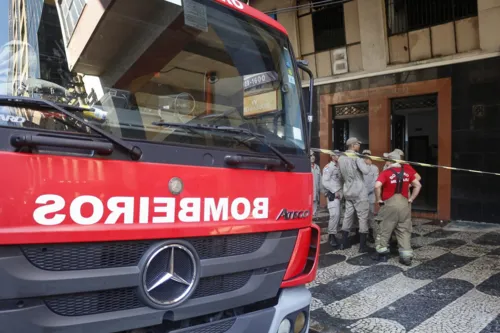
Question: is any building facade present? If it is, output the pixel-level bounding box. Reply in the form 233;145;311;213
8;0;72;96
37;1;73;88
39;0;500;223
252;0;500;223
52;0;187;108
8;0;44;89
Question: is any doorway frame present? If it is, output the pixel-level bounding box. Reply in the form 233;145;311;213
318;78;452;220
407;134;437;212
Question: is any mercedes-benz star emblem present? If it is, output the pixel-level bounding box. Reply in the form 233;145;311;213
168;177;183;195
142;243;198;307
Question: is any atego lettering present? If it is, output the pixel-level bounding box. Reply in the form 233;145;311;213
276;208;310;221
33;195;269;226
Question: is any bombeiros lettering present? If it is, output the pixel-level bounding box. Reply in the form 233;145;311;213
218;0;244;10
33;195;269;225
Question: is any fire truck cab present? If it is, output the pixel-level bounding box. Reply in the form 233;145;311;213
0;0;319;332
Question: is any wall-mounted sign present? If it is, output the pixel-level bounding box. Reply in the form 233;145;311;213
183;0;208;32
243;90;279;117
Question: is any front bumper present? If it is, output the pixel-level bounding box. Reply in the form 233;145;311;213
0;231;301;333
266;286;312;333
0;286;311;333
171;286;312;333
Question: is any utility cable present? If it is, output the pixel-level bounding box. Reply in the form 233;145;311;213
263;0;351;15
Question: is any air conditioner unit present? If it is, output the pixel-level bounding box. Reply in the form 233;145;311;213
332;47;349;75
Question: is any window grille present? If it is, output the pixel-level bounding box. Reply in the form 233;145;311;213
311;1;347;52
334;101;369;118
385;0;477;36
392;94;437;112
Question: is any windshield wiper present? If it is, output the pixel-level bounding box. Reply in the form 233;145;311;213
55;103;94;112
215;126;295;170
0;95;142;160
193;108;240;123
152;121;295;170
154;121;205;138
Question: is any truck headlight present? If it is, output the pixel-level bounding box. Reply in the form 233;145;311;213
278;318;291;333
294;311;306;333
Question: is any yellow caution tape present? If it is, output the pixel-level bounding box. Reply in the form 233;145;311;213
311;148;500;177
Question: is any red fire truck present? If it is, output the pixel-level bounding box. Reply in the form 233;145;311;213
0;0;319;332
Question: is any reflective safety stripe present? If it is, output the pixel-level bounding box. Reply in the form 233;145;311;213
399;249;413;258
376;246;389;254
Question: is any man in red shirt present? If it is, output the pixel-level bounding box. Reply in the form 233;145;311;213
382;149;420;252
383;148;421;181
372;151;422;265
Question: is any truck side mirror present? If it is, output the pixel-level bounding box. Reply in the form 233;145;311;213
296;59;314;150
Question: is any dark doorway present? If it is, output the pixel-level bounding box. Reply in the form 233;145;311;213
332;102;369;151
391;94;438;212
392;114;405;152
333;119;349;150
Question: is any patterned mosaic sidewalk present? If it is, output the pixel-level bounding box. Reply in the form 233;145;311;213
309;214;500;333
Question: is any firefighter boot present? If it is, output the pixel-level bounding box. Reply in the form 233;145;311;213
353;229;361;243
340;231;351;250
371;251;388;262
329;234;339;249
399;256;412;266
368;228;375;243
358;233;372;253
389;234;399;254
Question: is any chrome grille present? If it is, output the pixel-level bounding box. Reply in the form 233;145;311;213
44;271;253;316
192;271;252;299
45;288;142;317
22;233;268;271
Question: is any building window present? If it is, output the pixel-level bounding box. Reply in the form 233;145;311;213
386;0;478;36
58;0;86;42
311;2;346;52
268;13;277;20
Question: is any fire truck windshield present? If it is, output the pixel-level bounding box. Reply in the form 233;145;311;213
0;0;307;157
